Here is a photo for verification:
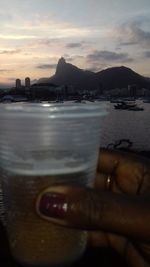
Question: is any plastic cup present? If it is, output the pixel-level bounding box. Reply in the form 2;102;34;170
0;102;107;267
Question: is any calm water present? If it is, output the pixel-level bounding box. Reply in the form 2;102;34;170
101;101;150;151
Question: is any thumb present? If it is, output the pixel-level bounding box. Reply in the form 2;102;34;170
36;185;150;241
36;185;106;229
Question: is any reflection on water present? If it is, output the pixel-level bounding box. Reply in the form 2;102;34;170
101;101;150;151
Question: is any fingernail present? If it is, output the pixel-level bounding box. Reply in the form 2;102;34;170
38;192;68;219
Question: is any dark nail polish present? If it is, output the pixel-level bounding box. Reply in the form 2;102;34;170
39;193;67;219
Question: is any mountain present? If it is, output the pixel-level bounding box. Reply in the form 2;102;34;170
39;57;99;90
145;77;150;82
96;66;149;90
38;57;150;90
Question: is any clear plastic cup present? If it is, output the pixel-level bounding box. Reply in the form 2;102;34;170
0;102;107;267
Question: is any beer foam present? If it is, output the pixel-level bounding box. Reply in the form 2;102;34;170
5;157;88;176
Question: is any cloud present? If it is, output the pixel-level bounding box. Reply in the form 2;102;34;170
4;15;94;39
30;39;54;47
120;41;138;46
8;77;17;81
66;42;83;48
62;54;73;61
0;69;13;73
86;67;99;72
0;49;21;54
118;22;150;48
86;64;109;72
0;34;36;40
87;50;133;62
0;69;8;72
144;51;150;58
36;64;57;69
28;38;63;49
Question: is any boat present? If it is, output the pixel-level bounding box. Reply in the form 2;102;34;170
114;101;144;111
87;99;95;102
74;99;86;103
128;106;144;111
143;99;150;103
55;99;64;103
114;101;136;110
111;97;135;103
110;99;125;103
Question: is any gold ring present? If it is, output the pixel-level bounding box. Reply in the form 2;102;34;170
105;160;118;191
106;174;113;191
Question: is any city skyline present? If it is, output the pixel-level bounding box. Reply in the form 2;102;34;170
0;0;150;87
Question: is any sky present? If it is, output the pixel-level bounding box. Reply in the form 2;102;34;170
0;0;150;86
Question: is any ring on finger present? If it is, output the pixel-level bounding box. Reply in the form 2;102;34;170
106;174;113;191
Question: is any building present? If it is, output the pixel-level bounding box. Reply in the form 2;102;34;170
30;83;58;99
128;84;137;97
25;77;31;88
16;79;21;89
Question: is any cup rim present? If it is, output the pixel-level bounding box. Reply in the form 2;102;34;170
0;102;108;119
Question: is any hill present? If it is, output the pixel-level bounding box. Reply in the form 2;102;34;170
38;58;150;90
96;66;149;90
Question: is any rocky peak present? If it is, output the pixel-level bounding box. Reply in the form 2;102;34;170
58;57;66;66
56;57;67;75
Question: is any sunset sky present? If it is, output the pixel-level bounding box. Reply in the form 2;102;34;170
0;0;150;87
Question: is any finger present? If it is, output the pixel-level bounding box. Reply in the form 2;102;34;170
98;148;120;174
88;231;127;252
88;232;150;266
88;231;109;248
87;231;109;247
36;185;150;242
98;149;150;194
137;242;150;262
94;173;107;189
98;148;149;174
96;236;150;267
125;242;150;267
95;172;120;193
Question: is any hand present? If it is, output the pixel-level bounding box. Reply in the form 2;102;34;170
36;148;150;267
